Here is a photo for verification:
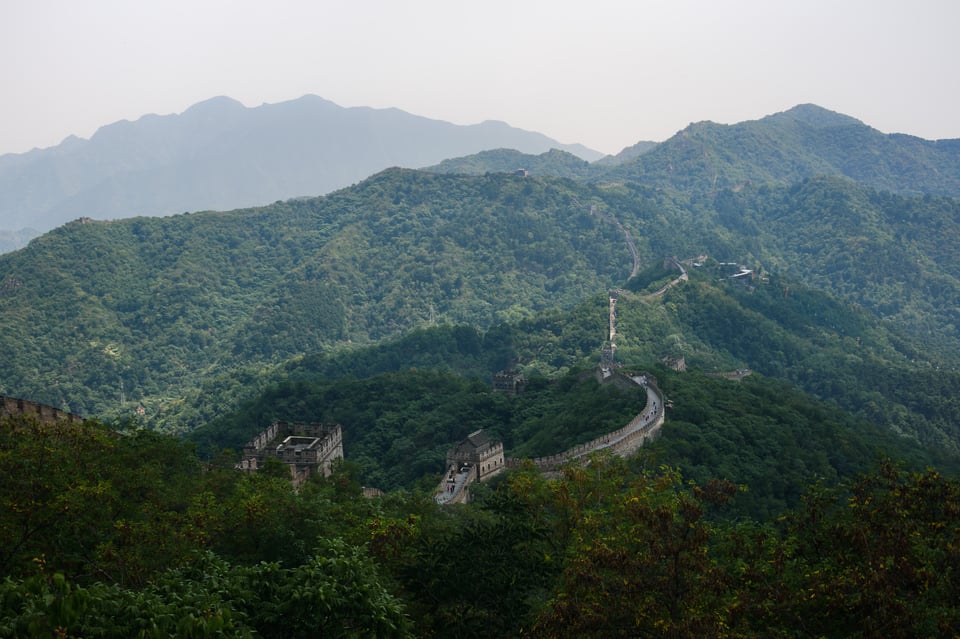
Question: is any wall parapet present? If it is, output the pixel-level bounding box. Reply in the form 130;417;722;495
1;395;84;425
504;370;664;473
239;421;344;487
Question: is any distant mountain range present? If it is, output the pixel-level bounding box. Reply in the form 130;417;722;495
5;99;958;251
604;104;960;196
429;104;960;199
0;95;602;239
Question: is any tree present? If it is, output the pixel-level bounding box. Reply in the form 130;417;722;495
530;464;736;638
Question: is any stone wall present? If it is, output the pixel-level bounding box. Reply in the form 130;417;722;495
1;395;84;425
505;371;664;473
447;440;506;482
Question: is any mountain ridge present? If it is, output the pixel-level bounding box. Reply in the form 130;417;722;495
3;164;959;439
418;103;960;200
0;94;603;236
604;103;960;196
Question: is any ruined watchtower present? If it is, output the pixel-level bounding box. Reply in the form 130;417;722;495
238;421;344;487
492;369;526;395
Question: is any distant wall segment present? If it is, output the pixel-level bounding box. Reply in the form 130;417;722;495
1;395;84;425
504;370;664;473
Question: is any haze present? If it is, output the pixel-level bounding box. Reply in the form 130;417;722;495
2;0;958;156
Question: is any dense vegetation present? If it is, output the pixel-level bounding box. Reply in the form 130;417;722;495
0;170;633;421
4;142;960;434
200;265;956;459
602;104;960;198
2;415;957;638
425;148;594;179
191;367;650;491
4;101;960;636
187;359;950;518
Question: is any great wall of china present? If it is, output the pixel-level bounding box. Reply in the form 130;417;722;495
2;200;686;505
0;395;84;425
436;204;684;504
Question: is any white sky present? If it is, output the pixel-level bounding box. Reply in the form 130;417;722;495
1;0;958;156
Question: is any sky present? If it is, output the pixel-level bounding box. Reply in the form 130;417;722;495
1;0;958;156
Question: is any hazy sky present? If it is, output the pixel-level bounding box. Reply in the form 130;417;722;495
2;0;957;156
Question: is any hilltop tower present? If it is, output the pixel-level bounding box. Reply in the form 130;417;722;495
238;421;344;488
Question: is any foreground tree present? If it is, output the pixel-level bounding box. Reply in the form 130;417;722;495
528;459;737;638
751;461;960;637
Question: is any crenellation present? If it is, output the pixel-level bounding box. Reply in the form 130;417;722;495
239;420;344;488
0;394;83;425
451;369;664;504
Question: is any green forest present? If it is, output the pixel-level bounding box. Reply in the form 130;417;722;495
3;102;960;636
3;166;960;430
1;415;957;637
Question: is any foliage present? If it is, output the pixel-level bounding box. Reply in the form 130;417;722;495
528;458;960;638
425;148;594;179
529;463;738;638
602;104;960;198
2;414;958;638
3;154;960;446
4;100;960;638
647;370;940;520
0;544;411;639
722;462;960;638
0;170;633;428
189;367;646;490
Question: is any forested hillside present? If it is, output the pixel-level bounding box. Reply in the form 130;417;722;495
602;104;960;197
428;104;960;198
712;177;960;358
2;415;957;637
0;170;634;419
3;159;960;435
4;102;960;638
183;265;960;474
425;148;594;178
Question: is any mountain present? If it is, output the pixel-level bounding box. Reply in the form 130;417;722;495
180;261;960;464
0;95;602;235
422;143;660;177
592;140;658;166
424;148;594;178
417;103;960;197
0;170;632;421
4;102;960;639
602;104;960;197
3;161;960;445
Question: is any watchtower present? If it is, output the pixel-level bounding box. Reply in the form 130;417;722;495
238;421;344;487
445;429;505;482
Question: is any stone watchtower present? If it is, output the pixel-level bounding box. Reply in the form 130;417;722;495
492;369;526;395
445;429;505;482
238;421;344;487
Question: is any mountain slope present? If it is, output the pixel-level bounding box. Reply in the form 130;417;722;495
0;170;632;419
0;95;602;234
2;161;959;437
707;177;960;359
603;104;960;197
424;148;594;178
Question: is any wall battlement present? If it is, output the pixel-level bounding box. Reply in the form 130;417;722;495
504;370;664;473
238;421;344;488
440;369;666;504
1;395;84;425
